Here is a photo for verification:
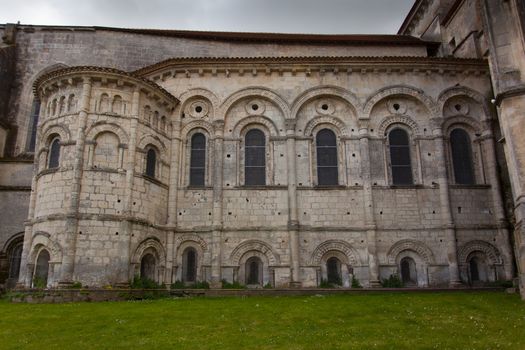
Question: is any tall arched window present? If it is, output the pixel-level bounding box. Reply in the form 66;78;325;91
145;148;156;178
190;133;206;187
316;129;338;186
27;99;40;152
245;129;266;186
48;138;61;169
8;243;23;280
389;128;413;185
450;128;475;185
33;249;50;288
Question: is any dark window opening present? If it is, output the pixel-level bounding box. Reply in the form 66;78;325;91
48;138;61;169
8;243;23;280
469;257;480;282
33;249;50;287
316;129;338;186
190;133;206;186
145;148;156;178
28;100;40;152
245;129;266;186
389;128;413;185
450;128;475;185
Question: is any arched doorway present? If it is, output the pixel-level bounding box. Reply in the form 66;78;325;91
33;249;50;288
400;257;417;286
468;254;489;284
182;247;197;284
140;253;156;281
245;256;263;286
327;257;342;285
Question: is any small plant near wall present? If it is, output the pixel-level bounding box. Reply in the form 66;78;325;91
170;280;185;289
193;281;210;289
263;282;273;289
221;279;246;289
130;275;162;289
32;277;46;289
381;274;404;288
70;281;83;289
351;276;362;288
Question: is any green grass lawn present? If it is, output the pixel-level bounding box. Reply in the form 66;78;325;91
1;292;524;349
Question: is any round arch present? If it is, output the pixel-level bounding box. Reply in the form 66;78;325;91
364;85;438;119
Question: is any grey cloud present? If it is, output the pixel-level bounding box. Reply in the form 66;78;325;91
0;0;415;34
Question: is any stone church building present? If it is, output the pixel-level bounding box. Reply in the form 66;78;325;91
0;0;524;296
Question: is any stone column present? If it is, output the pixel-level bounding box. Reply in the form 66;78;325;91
122;88;140;282
210;120;224;287
481;122;514;280
432;120;461;286
166;115;181;284
358;120;380;287
285;119;301;287
59;77;92;285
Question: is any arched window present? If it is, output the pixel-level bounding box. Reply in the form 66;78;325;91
8;243;23;280
316;129;338;186
145;148;156;178
112;95;122;114
48;138;61;169
326;257;342;285
400;257;417;285
389;128;413;185
450;128;475;185
190;133;206;187
140;254;156;281
246;256;263;285
33;249;50;288
182;247;197;283
27;99;40;152
245;129;266;186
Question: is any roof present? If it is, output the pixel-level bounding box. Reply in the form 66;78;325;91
3;23;437;47
398;0;424;35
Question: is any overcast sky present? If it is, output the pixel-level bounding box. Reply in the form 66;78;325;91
0;0;415;34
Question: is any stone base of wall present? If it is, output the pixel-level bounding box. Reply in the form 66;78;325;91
5;287;509;303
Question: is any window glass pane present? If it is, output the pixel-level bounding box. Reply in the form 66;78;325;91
48;139;60;168
190;133;206;186
245;129;266;185
450;129;475;185
316;129;338;185
146;148;156;177
389;129;413;185
28;100;40;152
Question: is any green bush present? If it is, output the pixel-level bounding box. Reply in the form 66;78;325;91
486;280;514;288
170;280;185;289
263;282;273;289
130;276;163;289
381;274;404;288
319;279;334;288
70;281;83;289
221;279;246;289
351;276;362;288
193;281;210;289
32;277;47;289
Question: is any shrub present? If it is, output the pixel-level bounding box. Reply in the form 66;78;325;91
170;280;185;289
70;281;82;289
487;280;514;288
32;277;46;289
351;276;362;288
381;274;404;288
319;279;334;288
263;282;273;289
221;279;246;289
193;281;210;289
130;276;163;289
